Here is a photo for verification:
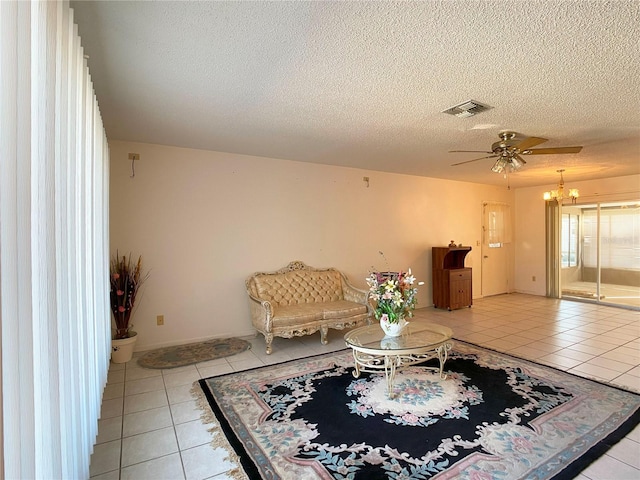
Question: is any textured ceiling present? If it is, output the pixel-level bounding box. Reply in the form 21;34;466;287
70;0;640;188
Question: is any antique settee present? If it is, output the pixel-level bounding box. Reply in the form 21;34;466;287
245;261;372;354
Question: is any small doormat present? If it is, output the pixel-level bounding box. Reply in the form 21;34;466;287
138;337;251;369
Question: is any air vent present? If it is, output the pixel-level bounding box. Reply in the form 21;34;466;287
442;100;493;118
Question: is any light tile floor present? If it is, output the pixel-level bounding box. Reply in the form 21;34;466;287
90;293;640;479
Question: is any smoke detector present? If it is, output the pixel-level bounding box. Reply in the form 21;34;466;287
442;100;493;118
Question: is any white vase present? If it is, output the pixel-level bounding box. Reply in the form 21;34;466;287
380;317;408;337
111;331;138;363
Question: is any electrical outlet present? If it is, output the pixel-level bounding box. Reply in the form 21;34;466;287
128;153;140;161
157;315;164;326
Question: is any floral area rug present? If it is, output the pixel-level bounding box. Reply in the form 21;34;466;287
198;341;640;479
137;337;251;369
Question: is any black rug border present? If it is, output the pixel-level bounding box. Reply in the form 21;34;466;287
198;340;640;480
198;349;337;480
457;340;640;479
459;339;640;397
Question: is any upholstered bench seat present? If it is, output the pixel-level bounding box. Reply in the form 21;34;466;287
246;261;372;354
272;304;324;324
272;300;368;325
321;300;368;319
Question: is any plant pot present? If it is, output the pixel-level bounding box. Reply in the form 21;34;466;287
380;318;408;337
111;331;138;363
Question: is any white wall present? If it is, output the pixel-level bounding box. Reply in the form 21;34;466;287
514;174;640;295
110;141;515;350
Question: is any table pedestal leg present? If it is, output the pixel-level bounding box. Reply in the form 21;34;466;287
436;342;452;379
384;355;397;398
348;341;453;399
351;350;361;378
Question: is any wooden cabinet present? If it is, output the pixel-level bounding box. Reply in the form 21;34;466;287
432;247;472;310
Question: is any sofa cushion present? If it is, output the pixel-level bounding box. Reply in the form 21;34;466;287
272;304;324;327
253;270;343;306
321;300;368;320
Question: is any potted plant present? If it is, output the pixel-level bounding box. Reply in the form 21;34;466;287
109;252;149;363
366;269;421;337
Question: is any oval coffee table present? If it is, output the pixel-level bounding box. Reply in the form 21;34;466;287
344;322;453;398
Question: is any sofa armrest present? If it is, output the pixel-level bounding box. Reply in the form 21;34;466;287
247;292;274;332
340;274;372;315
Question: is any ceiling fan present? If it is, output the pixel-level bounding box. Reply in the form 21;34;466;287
449;132;583;173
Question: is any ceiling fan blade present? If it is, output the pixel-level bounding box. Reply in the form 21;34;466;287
522;146;583;155
451;155;497;166
448;150;493;154
514;136;548;151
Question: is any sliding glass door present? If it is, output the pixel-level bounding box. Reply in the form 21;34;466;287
561;201;640;309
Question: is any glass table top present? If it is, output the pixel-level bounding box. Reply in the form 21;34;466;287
344;321;453;353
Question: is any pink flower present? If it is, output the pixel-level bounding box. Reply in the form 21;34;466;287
402;413;419;423
117;290;124;296
112;273;120;280
552;420;573;431
118;306;125;313
512;437;533;453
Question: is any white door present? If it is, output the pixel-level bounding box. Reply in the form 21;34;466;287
481;202;510;297
481;243;509;296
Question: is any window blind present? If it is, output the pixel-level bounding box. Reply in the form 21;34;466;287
1;1;110;478
483;201;512;245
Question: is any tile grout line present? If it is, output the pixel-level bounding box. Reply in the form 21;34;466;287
162;369;188;480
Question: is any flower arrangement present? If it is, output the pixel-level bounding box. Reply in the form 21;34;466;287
366;269;420;324
110;252;149;339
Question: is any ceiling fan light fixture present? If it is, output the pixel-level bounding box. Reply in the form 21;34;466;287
491;158;507;173
510;156;524;170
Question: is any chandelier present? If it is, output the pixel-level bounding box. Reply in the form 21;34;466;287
543;169;579;203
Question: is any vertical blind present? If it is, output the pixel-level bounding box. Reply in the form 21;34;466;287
583;206;640;270
1;1;110;478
